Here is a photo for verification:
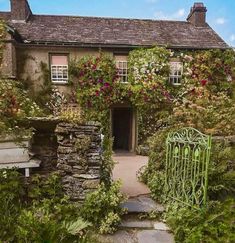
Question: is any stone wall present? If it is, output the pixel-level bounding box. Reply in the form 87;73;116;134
29;117;59;173
56;122;102;201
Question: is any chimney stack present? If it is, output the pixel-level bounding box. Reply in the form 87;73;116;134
187;2;207;27
10;0;32;23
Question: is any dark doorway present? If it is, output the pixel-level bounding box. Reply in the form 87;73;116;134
112;107;132;151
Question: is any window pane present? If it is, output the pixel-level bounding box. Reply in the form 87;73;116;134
51;55;68;65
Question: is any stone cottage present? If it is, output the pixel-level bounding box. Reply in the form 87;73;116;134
0;0;229;152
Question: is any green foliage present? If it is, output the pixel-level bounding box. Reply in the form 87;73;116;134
185;49;235;93
128;46;171;85
147;171;165;202
0;19;6;72
0;170;25;241
27;172;64;203
81;181;126;234
0;79;42;137
171;90;235;136
208;140;235;200
166;199;235;243
101;135;115;186
16;207;91;243
0;170;95;242
60;105;84;124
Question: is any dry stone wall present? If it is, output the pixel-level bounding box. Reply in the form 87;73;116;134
56;122;102;201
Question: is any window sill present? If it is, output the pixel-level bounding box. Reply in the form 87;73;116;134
51;81;69;86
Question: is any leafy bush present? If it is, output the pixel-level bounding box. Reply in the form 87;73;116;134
0;170;95;242
16;205;91;243
166;199;235;243
0;79;42;137
0;170;25;241
208;140;235;200
81;180;126;234
101;135;115;186
147;171;165;202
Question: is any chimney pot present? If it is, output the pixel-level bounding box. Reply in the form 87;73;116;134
187;2;207;27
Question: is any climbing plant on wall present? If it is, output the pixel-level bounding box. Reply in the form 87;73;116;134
70;47;174;142
70;47;235;144
0;19;6;73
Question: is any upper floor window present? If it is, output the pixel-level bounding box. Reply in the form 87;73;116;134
51;55;68;83
169;62;183;86
115;55;128;83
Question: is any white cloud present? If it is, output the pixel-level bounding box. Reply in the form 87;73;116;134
154;8;186;20
230;34;235;42
176;9;185;18
215;17;227;25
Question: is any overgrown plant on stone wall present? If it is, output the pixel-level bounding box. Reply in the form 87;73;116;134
0;19;5;73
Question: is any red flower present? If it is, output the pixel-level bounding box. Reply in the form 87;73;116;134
191;88;196;94
200;79;207;86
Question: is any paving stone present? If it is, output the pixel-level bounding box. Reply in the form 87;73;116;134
154;222;170;231
121;196;164;213
99;230;136;243
137;230;174;243
120;219;153;229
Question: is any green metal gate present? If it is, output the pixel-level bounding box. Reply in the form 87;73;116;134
165;127;212;206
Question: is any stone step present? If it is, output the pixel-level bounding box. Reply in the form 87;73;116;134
137;229;174;243
119;219;153;229
99;229;174;243
121;195;165;214
119;219;170;231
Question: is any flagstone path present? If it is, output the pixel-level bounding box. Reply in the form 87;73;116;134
101;152;174;242
99;195;174;243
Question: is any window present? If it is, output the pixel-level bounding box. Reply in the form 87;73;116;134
115;55;128;83
169;62;183;86
51;55;68;83
116;61;128;83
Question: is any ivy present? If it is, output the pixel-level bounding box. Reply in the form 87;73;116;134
0;19;6;75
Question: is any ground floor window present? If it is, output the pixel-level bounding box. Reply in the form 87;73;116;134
50;55;69;83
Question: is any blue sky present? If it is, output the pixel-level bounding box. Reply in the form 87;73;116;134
0;0;235;46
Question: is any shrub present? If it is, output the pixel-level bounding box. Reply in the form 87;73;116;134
101;135;115;186
0;170;25;241
166;199;235;243
0;79;42;137
81;181;126;234
208;140;235;200
0;170;95;242
16;205;91;243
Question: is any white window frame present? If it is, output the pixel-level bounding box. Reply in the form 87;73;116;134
169;61;183;86
51;55;69;84
116;61;128;83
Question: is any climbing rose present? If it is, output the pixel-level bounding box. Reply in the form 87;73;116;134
200;79;208;86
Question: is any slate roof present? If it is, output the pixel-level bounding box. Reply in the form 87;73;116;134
0;12;229;49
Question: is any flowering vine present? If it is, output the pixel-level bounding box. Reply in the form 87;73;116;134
70;47;235;142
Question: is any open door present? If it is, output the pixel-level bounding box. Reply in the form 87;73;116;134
112;107;132;151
